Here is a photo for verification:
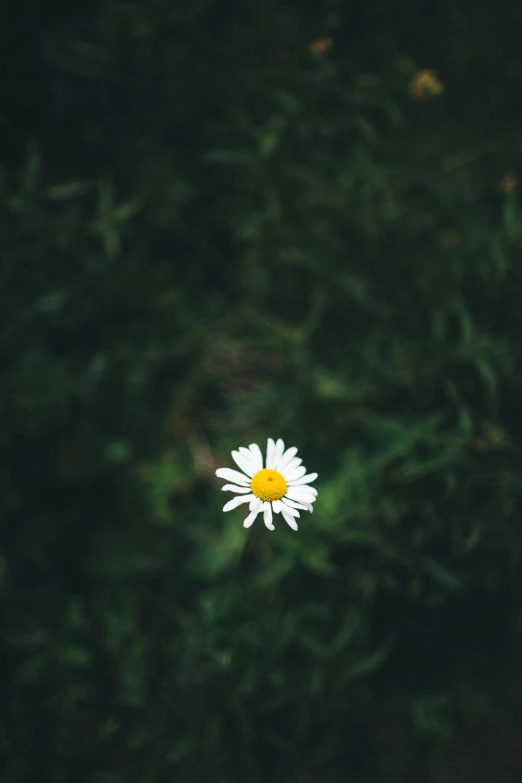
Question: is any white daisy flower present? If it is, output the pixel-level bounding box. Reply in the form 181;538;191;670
215;438;318;531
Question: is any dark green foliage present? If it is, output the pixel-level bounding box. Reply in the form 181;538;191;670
2;1;522;781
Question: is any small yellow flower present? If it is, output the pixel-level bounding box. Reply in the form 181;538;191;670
499;173;517;195
309;37;333;57
409;69;444;101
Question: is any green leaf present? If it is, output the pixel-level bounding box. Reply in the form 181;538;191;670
422;558;464;591
37;291;69;313
503;197;522;242
105;440;133;463
46;181;93;200
260;117;286;158
22;140;41;196
345;637;395;680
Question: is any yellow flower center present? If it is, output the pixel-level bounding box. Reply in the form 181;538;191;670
250;468;287;502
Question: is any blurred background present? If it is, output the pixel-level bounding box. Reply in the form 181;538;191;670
2;1;522;781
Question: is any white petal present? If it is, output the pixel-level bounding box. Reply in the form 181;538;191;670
298;487;317;497
239;446;257;469
286;484;317;496
242;445;263;472
216;467;250;486
272;500;283;514
285;465;307;482
247;443;263;472
286;487;317;503
282;497;312;512
249;497;263;512
272;439;285;470
243;506;262;528
266;438;276;469
280;457;302;479
221;484;252;493
232;449;255;477
295;481;317;491
223;494;254;512
281;510;298;531
278;446;298;472
263;502;274;531
288;472;318;486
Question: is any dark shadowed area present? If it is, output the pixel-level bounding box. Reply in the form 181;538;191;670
2;1;522;781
